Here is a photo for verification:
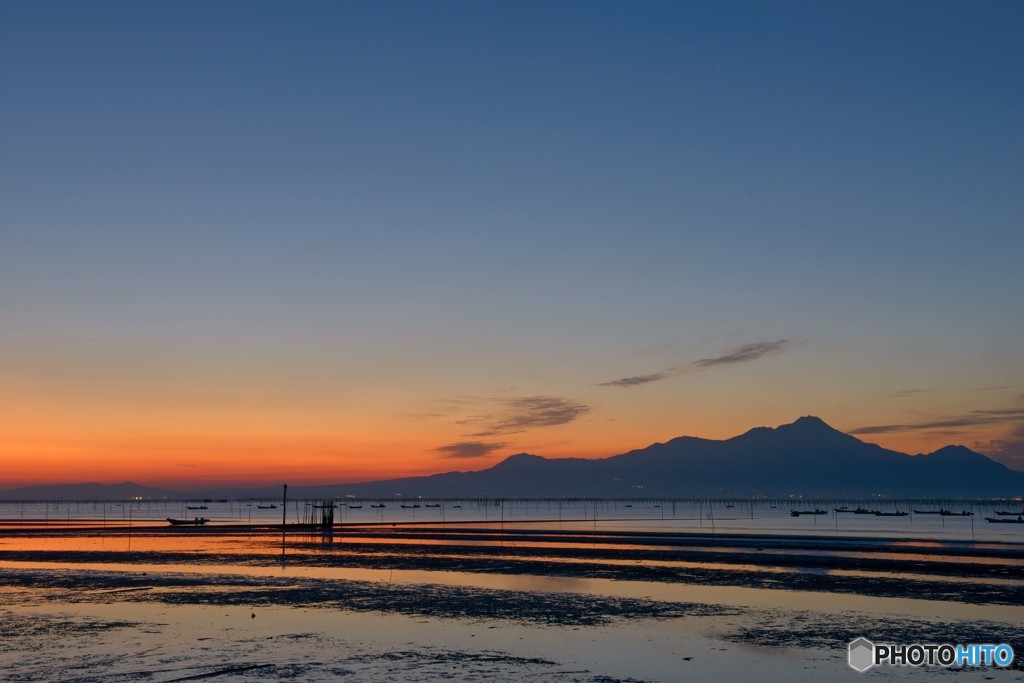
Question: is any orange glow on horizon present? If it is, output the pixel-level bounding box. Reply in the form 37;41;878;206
0;417;1011;489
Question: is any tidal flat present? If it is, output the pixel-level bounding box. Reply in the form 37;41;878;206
2;504;1023;681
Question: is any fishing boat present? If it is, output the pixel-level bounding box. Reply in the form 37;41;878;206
425;503;441;508
873;511;908;517
985;516;1024;524
853;508;874;515
913;510;941;514
167;517;209;526
994;511;1024;516
939;510;973;517
186;505;208;510
790;509;827;517
370;504;386;508
256;504;277;509
400;504;420;509
346;505;363;509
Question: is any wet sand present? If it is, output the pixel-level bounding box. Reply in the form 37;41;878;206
2;523;1023;681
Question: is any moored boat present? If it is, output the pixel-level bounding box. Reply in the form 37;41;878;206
167;517;209;526
985;516;1024;524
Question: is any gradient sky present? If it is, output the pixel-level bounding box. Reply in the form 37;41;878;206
2;1;1023;487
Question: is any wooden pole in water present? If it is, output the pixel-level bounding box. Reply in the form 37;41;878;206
282;484;288;527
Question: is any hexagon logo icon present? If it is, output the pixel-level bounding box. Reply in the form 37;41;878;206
848;637;876;672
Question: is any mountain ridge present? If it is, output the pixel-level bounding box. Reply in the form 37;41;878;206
2;416;1021;499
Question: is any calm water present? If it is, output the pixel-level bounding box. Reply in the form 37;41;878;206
1;497;1022;542
2;498;1023;682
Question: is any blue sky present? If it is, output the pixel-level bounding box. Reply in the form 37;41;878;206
2;1;1023;484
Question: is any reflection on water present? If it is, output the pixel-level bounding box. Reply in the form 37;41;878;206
3;500;1024;683
2;497;1023;543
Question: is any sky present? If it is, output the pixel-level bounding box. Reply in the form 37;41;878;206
2;1;1023;487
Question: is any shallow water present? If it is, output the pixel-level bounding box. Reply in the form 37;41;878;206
2;499;1023;681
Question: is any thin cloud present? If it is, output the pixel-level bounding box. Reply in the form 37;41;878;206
850;408;1024;435
451;395;590;437
432;441;508;459
600;339;800;389
599;371;673;388
891;389;930;399
492;396;590;431
978;424;1024;471
691;339;796;369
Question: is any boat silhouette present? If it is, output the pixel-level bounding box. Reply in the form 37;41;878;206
167;517;209;526
985;516;1024;524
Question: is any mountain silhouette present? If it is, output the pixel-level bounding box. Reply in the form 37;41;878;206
2;417;1021;499
329;416;1023;498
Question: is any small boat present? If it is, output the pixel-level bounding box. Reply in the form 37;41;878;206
346;505;363;509
913;510;941;514
400;504;420;509
186;505;208;510
167;517;209;526
939;510;973;517
624;504;633;508
853;508;874;515
370;504;386;508
256;504;277;509
873;511;908;517
311;504;336;509
725;504;734;508
835;507;850;512
791;509;827;517
425;503;441;508
452;505;461;508
995;511;1024;516
985;516;1024;524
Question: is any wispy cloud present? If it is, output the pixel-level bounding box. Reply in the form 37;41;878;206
850;408;1024;435
598;371;673;388
600;339;800;388
452;395;590;437
493;396;589;430
432;441;508;459
691;340;796;369
977;424;1024;471
891;389;930;399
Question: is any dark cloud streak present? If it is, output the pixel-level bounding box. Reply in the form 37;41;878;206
690;339;796;369
599;339;799;389
432;441;508;459
450;395;590;437
850;408;1024;435
598;371;673;388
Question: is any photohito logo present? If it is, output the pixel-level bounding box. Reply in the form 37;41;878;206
848;638;1015;672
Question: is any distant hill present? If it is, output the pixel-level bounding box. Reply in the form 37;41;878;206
0;481;179;501
3;417;1022;499
317;416;1024;498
